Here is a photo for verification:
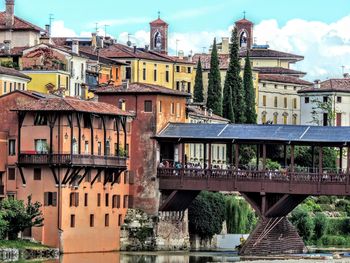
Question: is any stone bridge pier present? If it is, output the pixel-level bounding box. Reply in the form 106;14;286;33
239;192;308;255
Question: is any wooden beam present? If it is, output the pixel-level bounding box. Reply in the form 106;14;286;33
235;144;239;169
77;168;90;186
340;147;343;171
68;167;83;185
203;143;207;169
62;167;71;185
91;169;103;186
311;145;315;173
262;144;267;170
18;166;26;185
104;170;112;185
17;112;26;157
116;117;120;156
50;167;59;185
208;143;212;169
290;145;295;173
77;113;82;154
101;115;107;156
111;169;123;186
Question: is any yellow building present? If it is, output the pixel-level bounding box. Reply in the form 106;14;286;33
22;70;70;96
0;65;30;95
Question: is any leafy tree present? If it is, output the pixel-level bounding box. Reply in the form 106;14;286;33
290;206;314;242
293;146;337;170
243;51;257;124
309;96;337;126
188;191;226;239
0;211;8;239
1;196;44;240
223;28;245;123
314;212;327;240
206;38;222;116
193;59;204;103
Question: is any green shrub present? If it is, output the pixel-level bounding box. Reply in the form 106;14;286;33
290;206;314;242
314;213;327;240
320;235;347;247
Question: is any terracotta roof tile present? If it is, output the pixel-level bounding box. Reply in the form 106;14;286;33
240;48;304;60
13;95;131;116
187;105;229;122
95;82;190;97
259;74;312;86
298;78;350;93
235;18;253;24
193;54;229;70
256;67;306;76
149;18;168;26
0;65;30;79
0;46;27;56
0;12;44;32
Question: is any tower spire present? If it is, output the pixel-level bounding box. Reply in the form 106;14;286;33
243;10;246;19
158;11;160;19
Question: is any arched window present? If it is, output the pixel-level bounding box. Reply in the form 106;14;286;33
154;31;162;49
106;140;110;156
239;31;248;48
282;112;289;125
273;112;278;124
72;138;78;154
118;99;125;111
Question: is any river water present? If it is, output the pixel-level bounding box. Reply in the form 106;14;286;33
13;251;350;263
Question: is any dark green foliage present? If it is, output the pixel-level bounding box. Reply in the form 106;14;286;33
223;28;245;123
290;206;314;242
1;196;44;240
314;213;327;240
293;146;337;169
188;191;226;239
193;59;204;103
222;73;234;122
225;196;257;234
206;38;222;116
319;235;348;247
239;146;255;166
243;51;257;124
0;61;18;69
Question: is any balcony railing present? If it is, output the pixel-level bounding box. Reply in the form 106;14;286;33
18;153;127;168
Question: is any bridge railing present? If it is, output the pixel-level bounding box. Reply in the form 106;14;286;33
157;168;348;184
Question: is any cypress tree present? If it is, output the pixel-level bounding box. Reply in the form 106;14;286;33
243;51;257;124
224;27;246;123
193;58;204;102
206;38;222;116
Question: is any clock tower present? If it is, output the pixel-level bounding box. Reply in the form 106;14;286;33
150;13;168;54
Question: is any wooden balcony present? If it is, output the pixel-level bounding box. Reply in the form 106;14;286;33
18;153;127;168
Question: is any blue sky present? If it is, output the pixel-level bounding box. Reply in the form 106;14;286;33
9;0;350;80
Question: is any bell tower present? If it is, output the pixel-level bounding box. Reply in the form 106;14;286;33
149;12;168;54
235;13;254;50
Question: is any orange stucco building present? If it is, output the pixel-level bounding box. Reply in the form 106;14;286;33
0;90;133;253
96;82;190;215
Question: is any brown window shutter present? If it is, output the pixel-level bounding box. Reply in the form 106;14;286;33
52;192;57;207
69;193;73;207
128;195;134;208
44;192;48;206
117;195;120;208
75;193;79;207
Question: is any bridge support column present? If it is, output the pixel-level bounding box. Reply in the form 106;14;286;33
240;192;308;255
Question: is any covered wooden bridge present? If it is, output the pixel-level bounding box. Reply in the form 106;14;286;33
155;123;350;255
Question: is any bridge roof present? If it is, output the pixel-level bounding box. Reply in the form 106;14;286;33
156;123;350;146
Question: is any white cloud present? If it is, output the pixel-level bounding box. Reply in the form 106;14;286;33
52;16;350;81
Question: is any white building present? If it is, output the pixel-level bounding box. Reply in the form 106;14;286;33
299;77;350;126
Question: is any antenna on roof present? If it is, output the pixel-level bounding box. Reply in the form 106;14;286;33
341;65;345;75
48;14;54;35
104;24;110;38
95;22;99;34
243;10;246;19
127;33;132;47
158;10;161;19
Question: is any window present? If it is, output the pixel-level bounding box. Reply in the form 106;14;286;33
187;82;191;94
337;96;342;103
274;97;278;107
284;85;287;90
81;63;84;79
112;195;120;208
58;75;61;90
273;114;278;124
158;101;162;113
118;214;122;226
69;192;79;207
293;98;297;109
123;195;128;208
97;193;101;207
292;115;297;125
34;114;47;125
323;113;328;126
217;146;220;160
144;100;152;112
305;97;309;104
70;215;75;228
118;99;126;111
336;113;342;126
176;81;180;90
14;82;16;90
9;82;12;92
84;141;89;154
44;192;57;206
262;114;267;124
284;97;287;108
283;115;287;124
8;139;15;156
165;71;169;82
176;66;180;72
153;69;157;81
187;67;192;73
176;103;180;117
8;168;15;180
323;96;328;103
4;82;6;93
84;193;88;206
106;141;110;156
105;193;109;207
98;142;102;156
35;139;48;153
171;103;175;115
274;84;278;89
34;168;41;180
72;138;78;154
105;214;109;227
262;95;266;106
83;115;90;128
142;68;146;81
90;214;94;227
262;83;266;88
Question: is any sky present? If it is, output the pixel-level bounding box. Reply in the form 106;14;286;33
10;0;350;80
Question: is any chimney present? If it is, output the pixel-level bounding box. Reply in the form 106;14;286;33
221;37;229;54
72;39;79;55
133;45;137;53
122;79;129;90
188;54;192;62
144;45;149;52
344;73;350;79
178;50;184;59
5;0;14;28
314;79;321;89
4;40;11;54
91;33;97;48
45;24;51;36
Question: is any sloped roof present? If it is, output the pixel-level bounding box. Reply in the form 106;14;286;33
240;48;304;60
259;74;312;86
0;12;44;32
95;82;190;97
78;46;127;65
192;54;229;70
235;18;253;25
187;105;229;123
0;46;27;57
298;78;350;93
256;67;306;76
12;95;131;116
0;65;30;79
150;18;168;26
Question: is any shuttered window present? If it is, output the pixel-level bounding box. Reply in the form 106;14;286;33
69;192;79;207
44;192;57;206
